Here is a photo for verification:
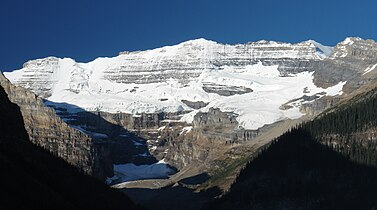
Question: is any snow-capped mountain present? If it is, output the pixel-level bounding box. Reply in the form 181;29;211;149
5;36;377;191
5;36;377;131
5;38;352;130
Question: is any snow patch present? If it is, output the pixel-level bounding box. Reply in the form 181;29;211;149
157;126;166;131
342;37;361;45
179;126;193;135
307;40;334;58
132;140;144;146
137;152;149;157
343;38;354;45
71;125;108;139
325;81;347;96
108;159;174;184
363;63;377;75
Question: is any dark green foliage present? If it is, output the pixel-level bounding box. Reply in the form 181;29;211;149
0;86;141;210
302;87;377;167
205;87;377;210
304;88;377;136
205;129;377;210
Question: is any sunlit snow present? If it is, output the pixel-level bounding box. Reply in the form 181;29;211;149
363;63;377;75
106;159;174;184
4;39;344;130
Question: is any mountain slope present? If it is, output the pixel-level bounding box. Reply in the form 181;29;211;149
0;85;141;209
0;73;112;180
4;37;377;205
4;38;346;130
205;86;377;210
205;129;377;210
5;37;377;132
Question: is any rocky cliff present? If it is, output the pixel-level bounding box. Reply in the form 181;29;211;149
4;37;377;188
0;83;141;209
0;73;112;180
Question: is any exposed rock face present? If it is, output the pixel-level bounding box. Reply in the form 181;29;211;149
181;100;209;109
0;73;111;180
162;108;259;169
313;38;377;90
0;84;141;210
4;37;377;190
52;106;258;170
108;39;322;84
300;96;340;116
3;39;322;99
3;38;358;130
72;110;184;132
192;108;258;143
202;83;253;96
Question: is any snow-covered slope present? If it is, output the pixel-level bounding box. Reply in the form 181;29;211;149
306;40;334;58
106;159;174;184
5;38;345;130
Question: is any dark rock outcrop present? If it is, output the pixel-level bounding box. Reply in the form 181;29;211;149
0;73;112;180
72;111;184;131
163;108;258;169
181;100;209;109
202;83;253;96
0;84;141;209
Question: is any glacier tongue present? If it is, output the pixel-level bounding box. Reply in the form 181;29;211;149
4;38;345;130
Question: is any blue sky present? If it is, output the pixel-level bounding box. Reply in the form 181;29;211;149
1;0;376;71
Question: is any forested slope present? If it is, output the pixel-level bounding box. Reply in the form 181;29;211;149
205;87;377;210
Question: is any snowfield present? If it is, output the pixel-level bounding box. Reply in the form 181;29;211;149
4;38;345;130
179;62;345;129
106;159;174;184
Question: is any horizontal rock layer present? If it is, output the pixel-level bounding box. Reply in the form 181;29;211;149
0;73;112;180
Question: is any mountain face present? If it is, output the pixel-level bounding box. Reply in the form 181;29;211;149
6;37;377;129
205;129;377;210
0;83;141;209
0;73;112;180
205;86;377;210
4;37;377;195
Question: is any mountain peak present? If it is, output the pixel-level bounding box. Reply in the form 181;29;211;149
330;37;377;59
179;38;218;46
305;40;334;57
341;37;363;45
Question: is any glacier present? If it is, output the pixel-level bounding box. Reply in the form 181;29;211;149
4;38;345;130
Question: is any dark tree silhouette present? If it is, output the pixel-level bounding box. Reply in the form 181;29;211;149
205;87;377;210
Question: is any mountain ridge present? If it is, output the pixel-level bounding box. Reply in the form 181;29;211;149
5;37;361;130
3;36;377;209
205;85;377;210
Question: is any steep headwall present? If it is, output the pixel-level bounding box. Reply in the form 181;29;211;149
0;73;112;180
